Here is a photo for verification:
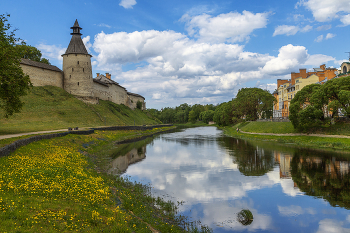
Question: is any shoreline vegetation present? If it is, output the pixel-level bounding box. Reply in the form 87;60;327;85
0;126;212;233
223;121;350;156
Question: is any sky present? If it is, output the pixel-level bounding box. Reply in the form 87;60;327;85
2;0;350;109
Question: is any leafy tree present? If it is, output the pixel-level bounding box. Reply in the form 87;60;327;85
199;110;215;124
0;14;32;117
289;84;322;131
234;88;275;121
213;101;233;126
188;110;197;123
136;100;142;109
15;44;51;64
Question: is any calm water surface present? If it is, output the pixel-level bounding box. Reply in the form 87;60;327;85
109;127;350;232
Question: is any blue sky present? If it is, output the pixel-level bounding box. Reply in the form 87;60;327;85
2;0;350;109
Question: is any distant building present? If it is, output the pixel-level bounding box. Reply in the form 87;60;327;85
273;64;338;119
20;20;145;110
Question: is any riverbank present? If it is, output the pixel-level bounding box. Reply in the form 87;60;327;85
0;127;210;232
224;123;350;155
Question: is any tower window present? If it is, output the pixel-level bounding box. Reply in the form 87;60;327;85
77;61;79;65
83;68;84;72
78;82;79;86
72;68;74;72
69;75;71;79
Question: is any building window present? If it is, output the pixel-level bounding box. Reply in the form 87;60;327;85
72;68;74;72
69;75;71;79
78;82;79;86
83;68;84;72
343;66;348;73
77;61;79;65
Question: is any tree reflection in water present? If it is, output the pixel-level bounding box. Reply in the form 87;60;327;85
291;149;350;209
218;137;275;176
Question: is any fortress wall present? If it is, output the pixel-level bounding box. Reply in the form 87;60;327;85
21;64;63;88
110;85;128;106
92;82;113;101
128;94;145;110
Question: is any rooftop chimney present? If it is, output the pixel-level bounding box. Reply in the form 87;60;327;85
105;73;111;79
96;73;100;77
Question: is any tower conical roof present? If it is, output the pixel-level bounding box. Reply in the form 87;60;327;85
63;20;91;56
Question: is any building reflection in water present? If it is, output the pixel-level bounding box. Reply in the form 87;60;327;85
108;145;146;175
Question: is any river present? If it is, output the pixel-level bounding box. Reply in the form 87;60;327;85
108;126;350;232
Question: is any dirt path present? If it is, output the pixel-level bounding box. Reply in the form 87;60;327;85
239;130;350;139
0;129;70;140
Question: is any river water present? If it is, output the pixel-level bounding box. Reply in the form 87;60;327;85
108;126;350;232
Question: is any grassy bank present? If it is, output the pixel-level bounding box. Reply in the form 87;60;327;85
235;120;350;136
224;125;350;155
0;127;210;232
0;86;160;135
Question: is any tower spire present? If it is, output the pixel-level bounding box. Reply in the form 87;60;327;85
71;19;82;36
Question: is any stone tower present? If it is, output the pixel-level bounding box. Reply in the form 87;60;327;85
62;20;93;97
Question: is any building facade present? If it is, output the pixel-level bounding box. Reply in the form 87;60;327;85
20;20;146;110
273;64;338;119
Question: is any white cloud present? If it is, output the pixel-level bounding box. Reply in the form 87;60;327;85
95;23;111;28
119;0;136;9
37;43;66;62
261;44;309;75
297;0;350;22
82;36;92;53
278;205;304;216
315;35;324;42
316;25;332;31
325;33;336;39
315;33;336;42
316;219;350;233
304;54;335;66
273;25;312;36
181;11;269;43
340;14;350;26
91;28;336;107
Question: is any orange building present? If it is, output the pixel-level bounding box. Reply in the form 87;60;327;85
273;64;338;119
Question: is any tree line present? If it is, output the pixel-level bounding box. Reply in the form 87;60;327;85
148;87;275;126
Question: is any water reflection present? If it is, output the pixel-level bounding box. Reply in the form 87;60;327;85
110;127;350;232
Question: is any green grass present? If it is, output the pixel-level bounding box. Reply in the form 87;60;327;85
0;86;161;135
235;121;296;134
0;128;211;232
224;125;350;156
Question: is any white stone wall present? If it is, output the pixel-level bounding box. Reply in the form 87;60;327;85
20;64;63;88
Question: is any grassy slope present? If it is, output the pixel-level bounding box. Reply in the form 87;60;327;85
235;121;350;136
0;86;160;135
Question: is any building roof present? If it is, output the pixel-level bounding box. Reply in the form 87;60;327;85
93;79;109;87
127;92;145;99
313;68;323;72
20;58;62;72
63;20;90;56
93;74;127;90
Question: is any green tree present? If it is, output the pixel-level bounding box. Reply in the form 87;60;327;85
15;44;51;64
213;101;233;126
234;88;275;121
188;110;197;123
289;84;323;131
199;110;215;124
0;14;32;117
136;100;142;109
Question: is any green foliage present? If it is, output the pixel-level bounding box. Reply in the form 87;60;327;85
0;14;32;118
213;101;233;126
234;87;275;121
136;100;142;109
289;84;322;131
289;76;350;132
199;110;215;123
15;44;51;64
